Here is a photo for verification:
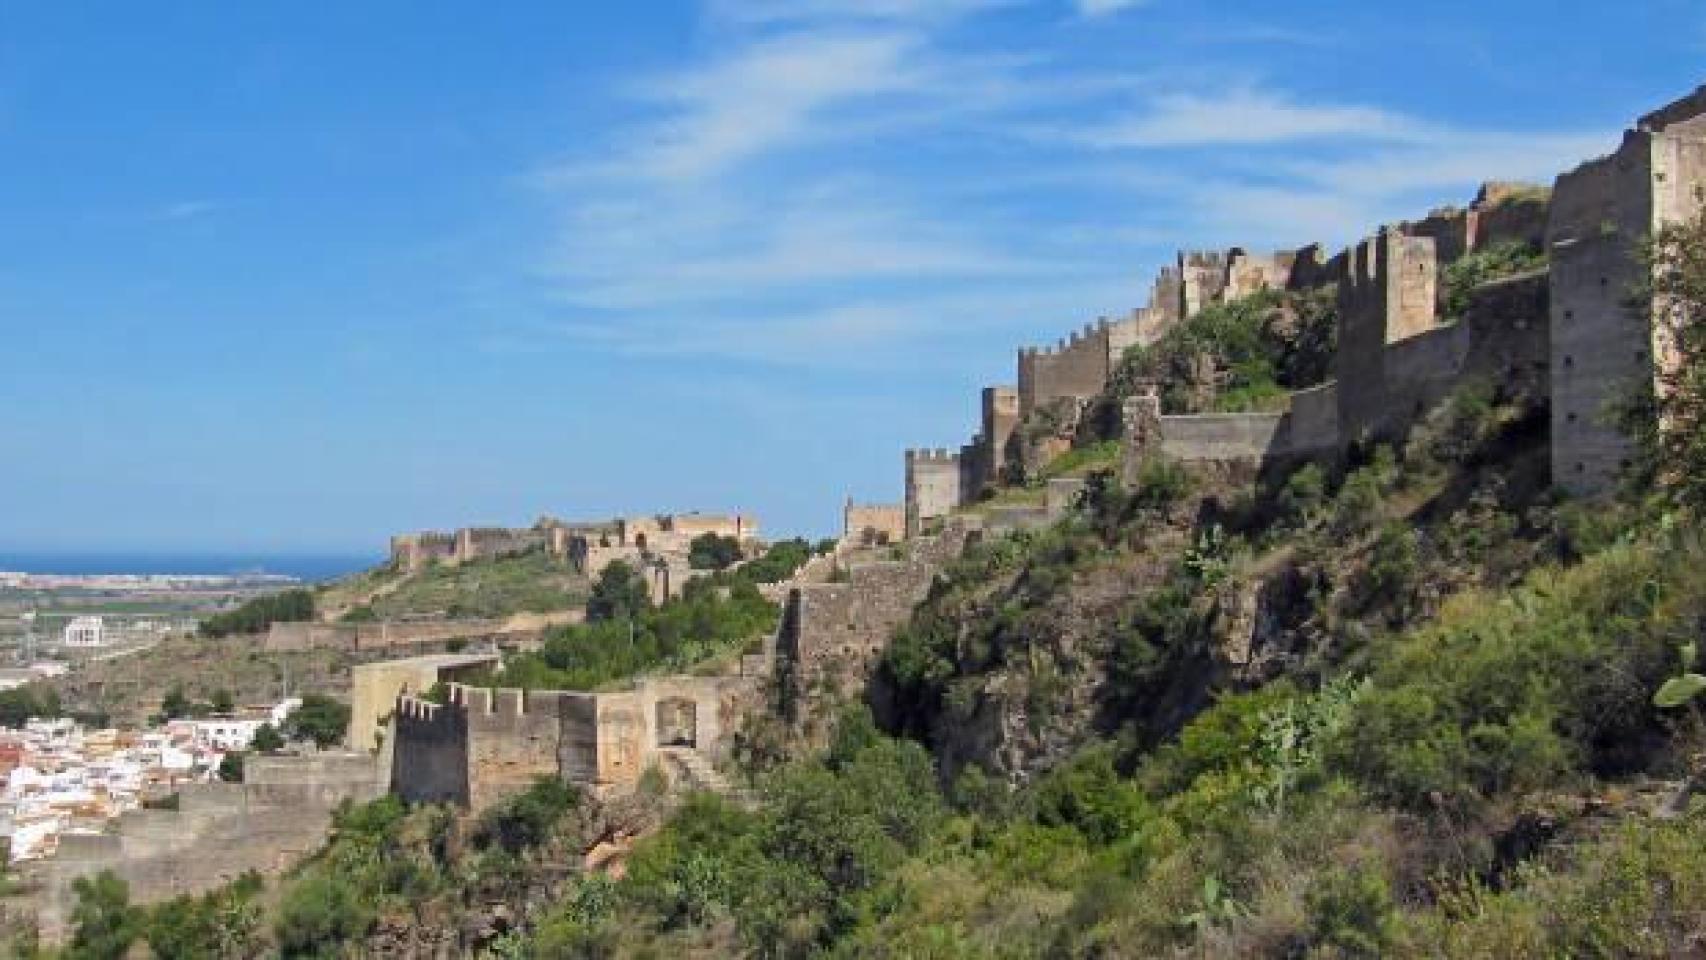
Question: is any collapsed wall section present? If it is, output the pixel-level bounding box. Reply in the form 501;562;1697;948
775;524;973;725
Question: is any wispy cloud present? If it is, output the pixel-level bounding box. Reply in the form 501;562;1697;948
1070;89;1429;148
506;0;1614;369
708;0;1013;25
154;200;218;222
624;33;923;182
1075;0;1148;17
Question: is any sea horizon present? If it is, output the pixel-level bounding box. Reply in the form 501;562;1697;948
0;552;379;582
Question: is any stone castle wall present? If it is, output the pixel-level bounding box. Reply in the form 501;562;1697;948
390;675;758;813
776;523;974;725
24;753;381;943
905;448;963;537
264;615;569;653
1549;96;1706;494
843;500;906;546
1018;319;1131;420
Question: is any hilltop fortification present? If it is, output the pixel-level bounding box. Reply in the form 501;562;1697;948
901;86;1706;523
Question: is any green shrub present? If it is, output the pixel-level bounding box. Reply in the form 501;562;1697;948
475;776;580;854
1306;863;1396;957
275;870;371;958
1328;543;1673;810
199;589;315;639
1439;240;1547;318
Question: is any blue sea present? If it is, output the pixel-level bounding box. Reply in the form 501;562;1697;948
0;554;379;583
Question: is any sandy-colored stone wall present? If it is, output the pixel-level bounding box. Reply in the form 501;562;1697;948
844;500;905;546
905;449;962;537
25;754;380;943
347;653;499;753
776;523;972;724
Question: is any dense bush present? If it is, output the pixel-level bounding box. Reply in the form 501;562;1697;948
285;694;351;749
585;560;652;623
688;532;744;571
498;577;777;691
0;684;60;729
1439;240;1547;318
1327;541;1676;810
199;589;315;638
1108;287;1338;415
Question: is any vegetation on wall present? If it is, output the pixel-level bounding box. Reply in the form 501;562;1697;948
1438;239;1548;318
1102;286;1339;419
494;578;777;692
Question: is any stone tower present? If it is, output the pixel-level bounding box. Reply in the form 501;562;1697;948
1334;228;1440;444
1548;86;1706;495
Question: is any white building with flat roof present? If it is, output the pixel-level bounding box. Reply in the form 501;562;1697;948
61;617;106;648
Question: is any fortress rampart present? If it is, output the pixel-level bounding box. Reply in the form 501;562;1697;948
23;753;381;943
390;511;760;574
390;672;759;814
775;521;975;730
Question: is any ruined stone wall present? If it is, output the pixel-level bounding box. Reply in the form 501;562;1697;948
27;755;380;943
777;523;972;723
391;696;470;806
1549;135;1663;493
1179;250;1231;318
464;687;568;814
1286;244;1339;291
1018;322;1117;419
1475;188;1551;252
1225;248;1297;301
391;674;758;808
265;616;566;654
1335;229;1441;443
1549;103;1706;494
843;500;905;546
1158;414;1289;462
1460;271;1552;401
347;654;499;752
978;386;1021;490
664;514;761;542
391;532;456;572
1286;383;1341;454
905;448;963;537
456;527;547;564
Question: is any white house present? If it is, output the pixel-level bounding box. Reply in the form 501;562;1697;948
61;617;106;648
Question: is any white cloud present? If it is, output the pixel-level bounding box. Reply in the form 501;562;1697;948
1075;0;1148;17
1072;89;1429;148
708;0;1012;25
155;200;218;222
507;0;1618;372
627;33;923;181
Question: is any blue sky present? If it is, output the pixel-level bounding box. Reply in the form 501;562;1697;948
1;1;1702;556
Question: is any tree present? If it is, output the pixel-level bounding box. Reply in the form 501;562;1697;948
285;695;350;749
1647;206;1706;512
210;689;235;714
161;685;193;721
198;588;315;639
68;870;138;960
0;685;59;729
688;532;744;571
218;751;245;783
251;723;286;753
586;561;651;623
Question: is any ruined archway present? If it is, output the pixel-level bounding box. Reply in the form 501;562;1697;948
655;697;698;748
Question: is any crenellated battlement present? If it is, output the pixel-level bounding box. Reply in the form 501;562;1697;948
905;448;960;465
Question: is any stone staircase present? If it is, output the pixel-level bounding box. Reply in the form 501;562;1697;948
657;747;755;808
